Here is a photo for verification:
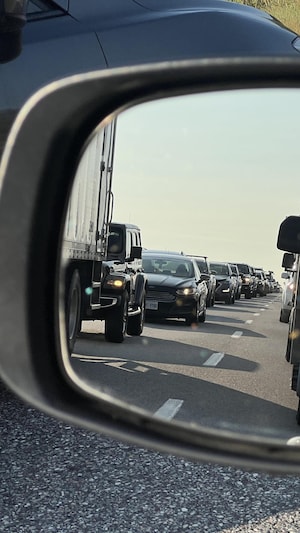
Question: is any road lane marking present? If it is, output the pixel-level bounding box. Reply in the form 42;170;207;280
245;319;253;324
231;331;243;338
203;352;225;367
154;399;184;420
103;362;134;372
134;365;149;373
260;308;266;311
253;313;260;316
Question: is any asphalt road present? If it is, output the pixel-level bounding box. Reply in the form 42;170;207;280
70;293;298;442
2;293;300;532
1;381;300;532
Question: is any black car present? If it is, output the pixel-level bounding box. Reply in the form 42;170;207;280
234;263;256;299
229;263;242;300
210;261;236;304
142;252;207;325
189;255;217;307
254;268;268;297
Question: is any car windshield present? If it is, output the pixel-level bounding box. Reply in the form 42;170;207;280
143;257;194;278
195;259;208;273
236;264;250;274
210;263;230;276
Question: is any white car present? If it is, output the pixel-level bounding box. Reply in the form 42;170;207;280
280;270;296;323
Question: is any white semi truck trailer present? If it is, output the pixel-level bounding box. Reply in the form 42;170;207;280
62;122;146;349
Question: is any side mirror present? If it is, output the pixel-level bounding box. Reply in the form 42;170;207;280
277;216;300;253
281;272;290;279
281;252;296;270
3;58;300;477
128;246;142;261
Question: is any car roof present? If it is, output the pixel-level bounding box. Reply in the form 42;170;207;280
143;250;193;261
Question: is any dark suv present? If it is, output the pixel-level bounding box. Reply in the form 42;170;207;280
234;263;256;299
96;223;147;342
209;261;236;304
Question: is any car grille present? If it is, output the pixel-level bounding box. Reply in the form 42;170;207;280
147;290;175;302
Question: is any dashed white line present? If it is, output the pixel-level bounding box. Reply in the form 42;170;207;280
154;399;184;420
134;365;149;373
203;352;225;367
231;331;243;339
245;319;253;324
253;313;260;316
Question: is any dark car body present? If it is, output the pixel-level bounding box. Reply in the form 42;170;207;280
254;268;268;296
142;251;207;325
210;261;236;304
0;0;300;159
234;262;256;299
229;263;242;300
189;255;217;307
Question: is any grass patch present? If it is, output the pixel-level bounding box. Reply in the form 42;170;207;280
229;0;300;34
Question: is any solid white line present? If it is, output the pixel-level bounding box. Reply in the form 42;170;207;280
245;319;253;324
154;399;184;420
231;331;243;339
203;352;225;367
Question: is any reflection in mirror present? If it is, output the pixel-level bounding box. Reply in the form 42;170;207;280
60;88;300;444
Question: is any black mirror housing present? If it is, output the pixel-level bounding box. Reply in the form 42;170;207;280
130;246;142;260
277;216;300;254
282;252;296;270
3;58;300;476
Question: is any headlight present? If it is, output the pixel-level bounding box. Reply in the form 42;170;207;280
244;277;250;283
176;287;196;296
105;278;125;289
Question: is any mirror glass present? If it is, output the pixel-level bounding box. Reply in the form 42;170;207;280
60;88;300;443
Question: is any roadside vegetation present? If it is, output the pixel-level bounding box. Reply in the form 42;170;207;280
230;0;300;34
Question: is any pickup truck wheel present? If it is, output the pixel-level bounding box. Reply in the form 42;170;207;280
127;294;145;336
105;291;128;343
66;269;81;353
280;308;290;323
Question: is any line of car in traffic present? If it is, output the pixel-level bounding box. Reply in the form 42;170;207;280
141;249;280;326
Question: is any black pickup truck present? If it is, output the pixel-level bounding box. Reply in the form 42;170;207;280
97;222;147;343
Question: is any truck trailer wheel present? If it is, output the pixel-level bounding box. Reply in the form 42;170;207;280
105;291;128;343
127;294;145;336
66;269;81;353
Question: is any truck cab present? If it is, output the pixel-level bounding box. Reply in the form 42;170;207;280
96;223;147;343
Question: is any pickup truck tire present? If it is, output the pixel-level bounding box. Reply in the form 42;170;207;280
127;294;145;336
105;291;128;343
66;269;81;352
280;308;290;323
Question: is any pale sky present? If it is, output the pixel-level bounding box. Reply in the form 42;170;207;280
110;88;300;282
